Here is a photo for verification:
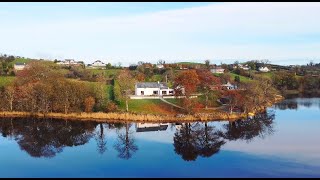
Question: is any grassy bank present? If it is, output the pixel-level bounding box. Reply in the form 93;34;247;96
0;111;247;123
119;99;179;115
0;76;15;87
87;69;120;78
229;72;252;82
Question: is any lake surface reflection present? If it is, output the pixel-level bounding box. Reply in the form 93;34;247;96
0;98;319;177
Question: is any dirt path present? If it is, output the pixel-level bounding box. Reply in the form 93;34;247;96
159;97;184;109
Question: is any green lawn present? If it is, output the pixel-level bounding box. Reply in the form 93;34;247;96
229;72;252;82
9;57;32;66
87;69;121;78
118;99;176;115
212;73;222;77
86;82;113;101
119;99;161;114
256;72;274;78
68;79;114;101
0;76;15;87
164;98;180;105
145;74;163;82
176;62;204;65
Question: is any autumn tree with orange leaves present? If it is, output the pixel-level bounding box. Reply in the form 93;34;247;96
84;96;95;113
223;90;244;114
174;70;200;114
196;69;221;109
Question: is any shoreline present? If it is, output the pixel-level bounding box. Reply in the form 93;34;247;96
0;95;284;123
0;111;247;123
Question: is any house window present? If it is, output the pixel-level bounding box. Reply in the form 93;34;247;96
153;91;158;95
141;91;144;95
162;91;167;95
169;91;173;94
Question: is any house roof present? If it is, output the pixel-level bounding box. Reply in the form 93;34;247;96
93;60;104;63
221;82;235;87
136;82;169;89
136;125;168;132
15;63;25;66
211;67;224;70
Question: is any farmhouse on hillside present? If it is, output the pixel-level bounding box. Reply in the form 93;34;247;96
13;63;26;71
258;66;270;72
210;81;237;90
87;60;106;69
56;59;82;66
210;66;225;74
135;82;175;96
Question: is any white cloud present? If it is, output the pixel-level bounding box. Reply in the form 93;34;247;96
1;2;320;65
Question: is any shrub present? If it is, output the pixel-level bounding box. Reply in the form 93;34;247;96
105;101;118;113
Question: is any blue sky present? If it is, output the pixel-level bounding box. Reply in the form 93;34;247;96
1;2;320;66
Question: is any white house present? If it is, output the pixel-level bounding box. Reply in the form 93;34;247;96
156;64;164;69
89;60;106;69
14;63;26;71
210;67;225;74
56;59;82;66
135;82;174;96
221;82;237;90
258;66;270;72
136;123;169;132
238;64;250;70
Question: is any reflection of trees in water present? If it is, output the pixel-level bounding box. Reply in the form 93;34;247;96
220;111;275;143
275;98;320;110
274;100;298;110
0;118;97;158
299;101;312;108
0;111;275;161
173;111;275;161
194;122;226;158
95;123;107;155
0;118;139;159
0;118;16;140
173;122;225;161
173;123;197;161
113;122;138;160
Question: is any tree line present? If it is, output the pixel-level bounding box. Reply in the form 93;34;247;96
0;61;112;114
272;71;320;94
0;111;275;160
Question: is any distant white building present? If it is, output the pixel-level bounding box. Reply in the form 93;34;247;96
156;64;164;69
210;67;225;74
136;123;169;132
238;64;250;70
221;82;237;90
13;63;26;71
56;59;82;66
135;82;174;96
90;60;106;69
258;66;270;72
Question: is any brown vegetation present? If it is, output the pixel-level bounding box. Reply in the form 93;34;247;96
0;110;247;123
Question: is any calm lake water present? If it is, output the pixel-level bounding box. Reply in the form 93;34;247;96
0;98;319;177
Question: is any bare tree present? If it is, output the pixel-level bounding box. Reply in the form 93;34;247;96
114;70;136;112
114;122;138;159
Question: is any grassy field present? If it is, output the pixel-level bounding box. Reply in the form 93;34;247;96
176;62;204;65
0;76;15;87
212;73;222;77
255;72;274;78
68;79;114;101
228;72;252;82
164;98;180;105
87;69;121;78
119;99;178;115
145;74;163;82
8;57;32;66
84;82;113;100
